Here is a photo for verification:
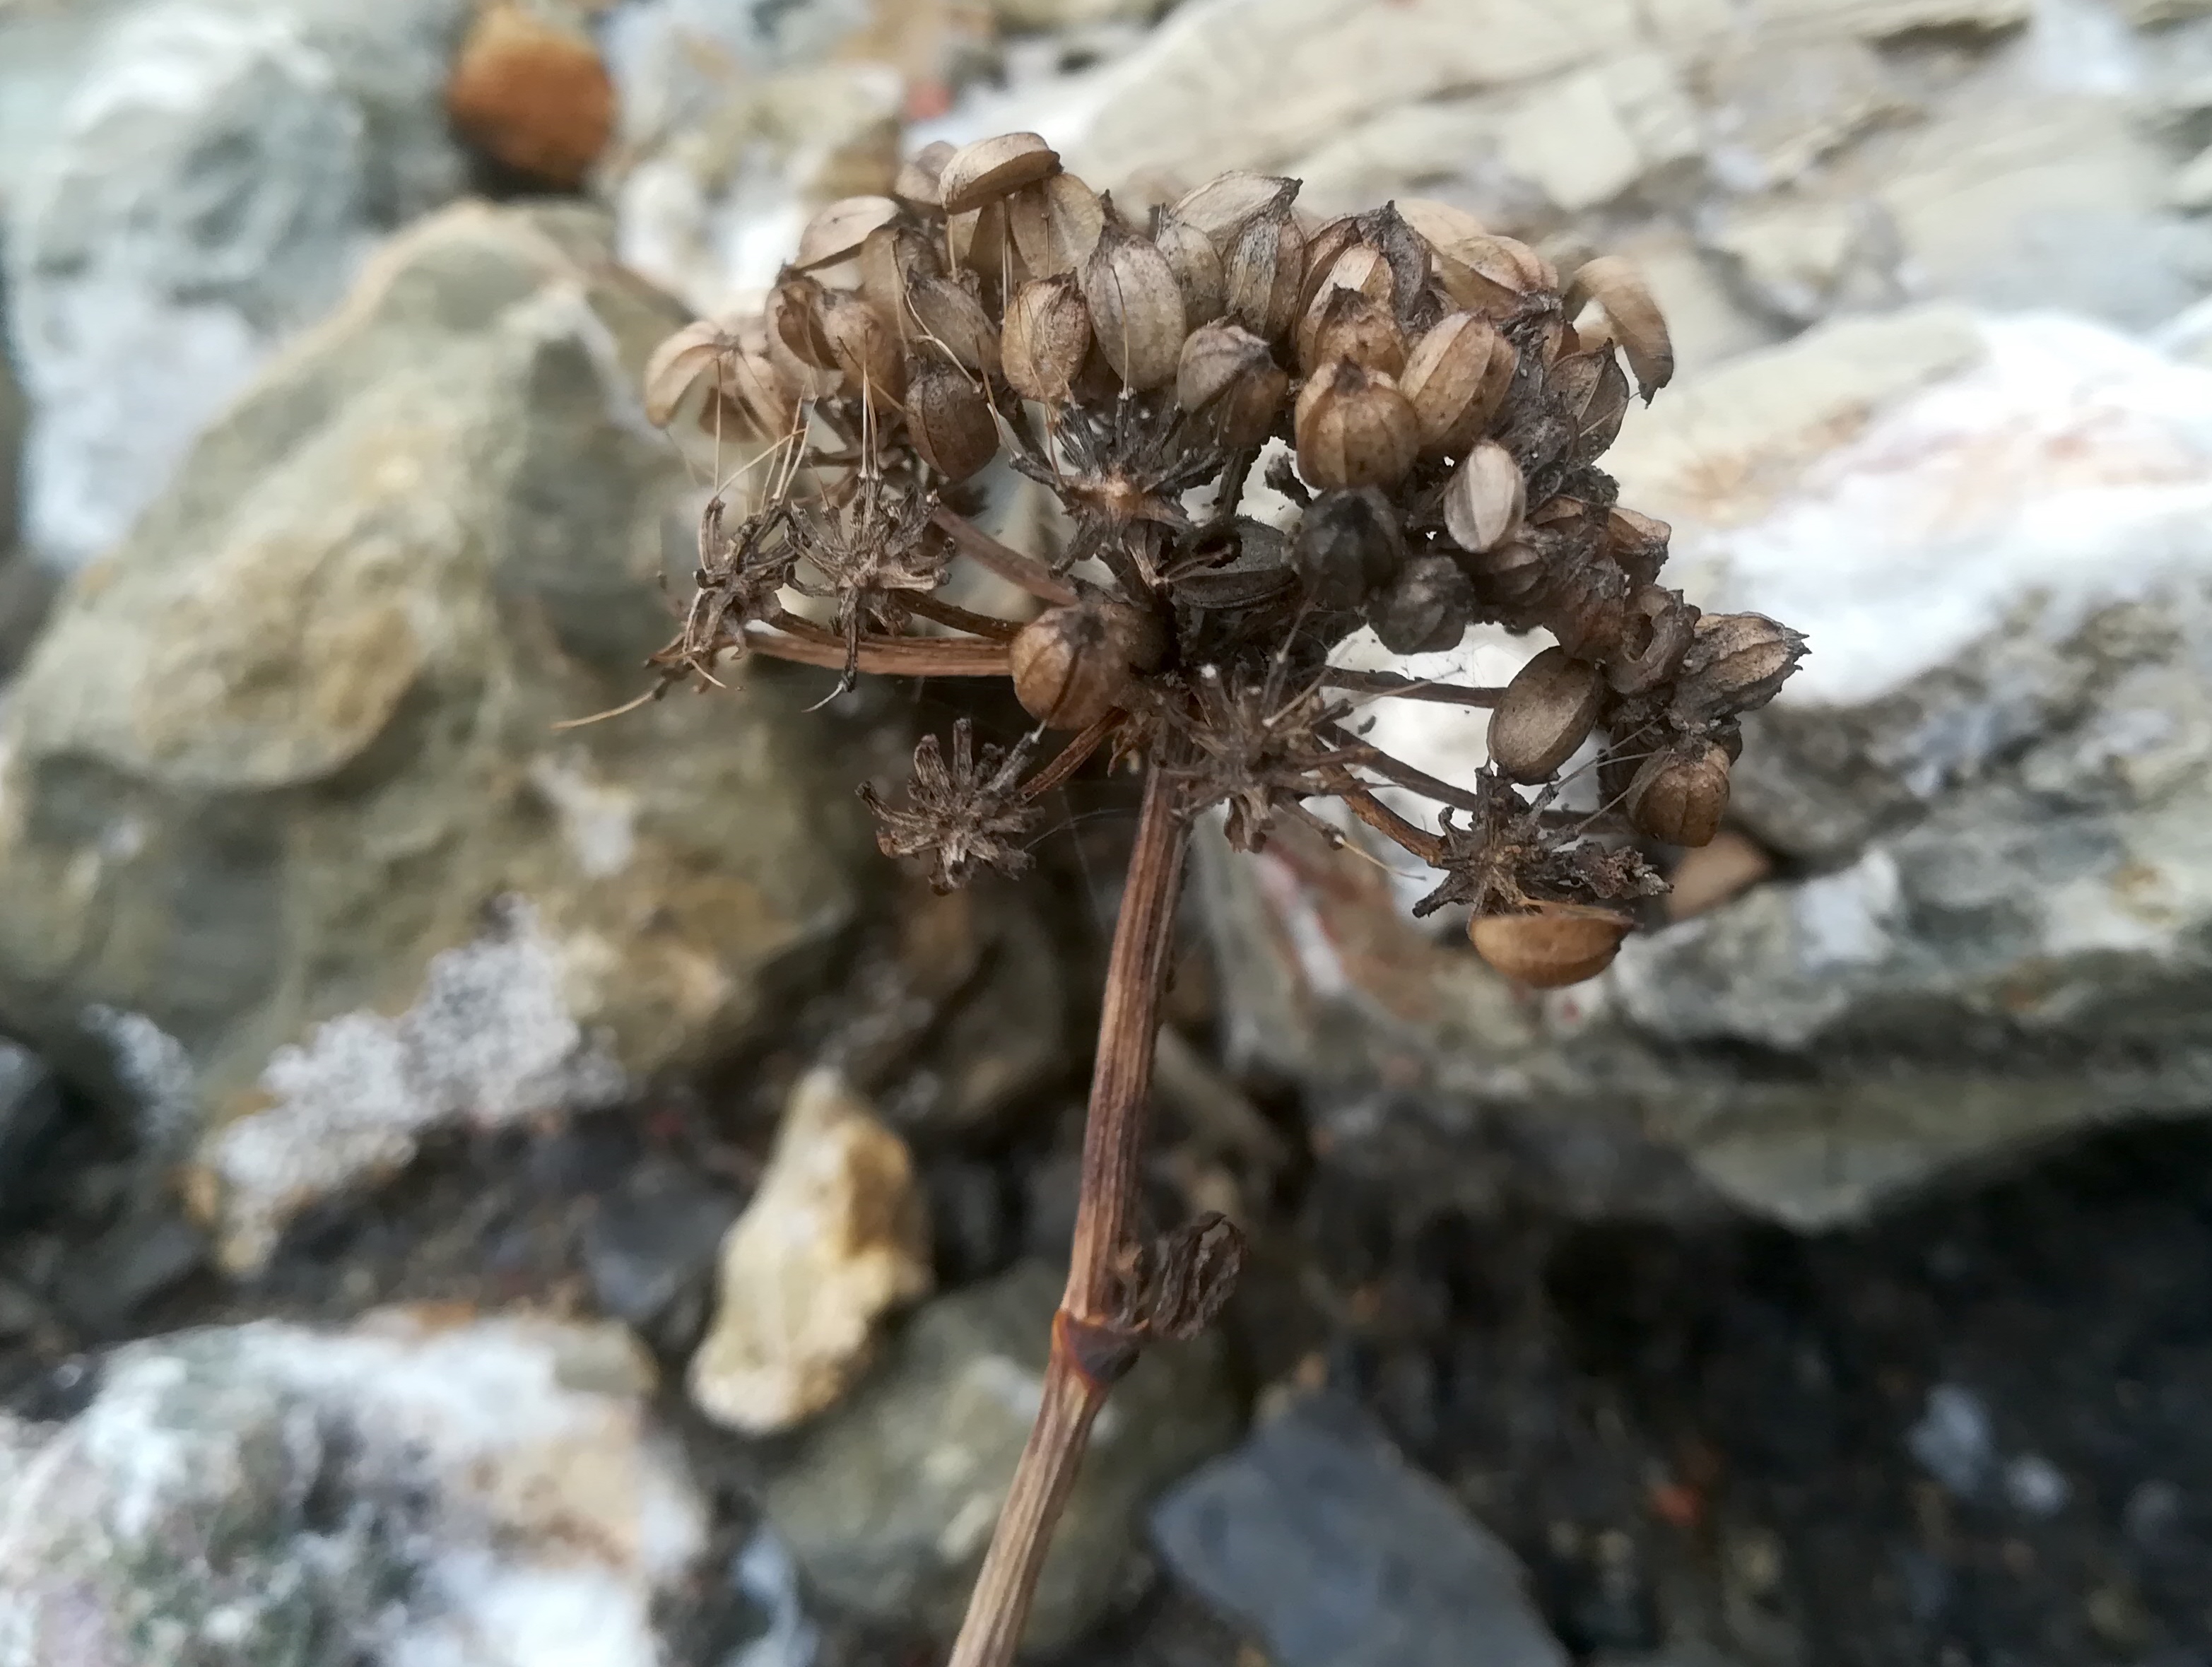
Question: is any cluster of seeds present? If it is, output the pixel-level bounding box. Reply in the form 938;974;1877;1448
638;130;1807;987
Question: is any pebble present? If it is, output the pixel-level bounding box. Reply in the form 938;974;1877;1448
1151;1393;1567;1667
688;1068;932;1433
584;1160;740;1342
445;1;615;187
1907;1384;1994;1498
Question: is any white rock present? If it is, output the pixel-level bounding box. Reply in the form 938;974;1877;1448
689;1068;932;1433
0;1309;707;1667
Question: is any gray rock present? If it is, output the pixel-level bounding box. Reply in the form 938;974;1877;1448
1151;1394;1567;1667
584;1160;740;1339
0;1037;59;1215
4;0;472;572
0;200;879;1271
0;1308;708;1667
762;1259;1240;1651
1199;309;2212;1228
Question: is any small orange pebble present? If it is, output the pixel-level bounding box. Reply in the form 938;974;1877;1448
1648;1479;1704;1531
446;3;614;189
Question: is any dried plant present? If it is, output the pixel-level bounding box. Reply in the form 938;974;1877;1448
629;134;1807;1665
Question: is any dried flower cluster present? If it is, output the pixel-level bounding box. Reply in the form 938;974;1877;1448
640;129;1805;986
633;130;1808;1664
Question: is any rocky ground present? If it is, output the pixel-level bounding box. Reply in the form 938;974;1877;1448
3;0;2212;1663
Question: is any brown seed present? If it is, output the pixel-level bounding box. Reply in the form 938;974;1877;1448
1003;274;1093;405
1488;647;1604;782
1396;198;1488;257
1469;903;1632;989
905;273;1001;377
1604;506;1671;588
1223;203;1307;342
1564;255;1674;400
1293;487;1405;609
859;224;940;328
893;140;955;211
1295;360;1419;490
1608;584;1698;695
1300;288;1406;377
1082;216;1187;392
1399;312;1515;457
939;131;1061;215
1007;172;1105;277
1464;536;1546;600
1176;320;1288;452
1432;232;1548;317
1009;598;1163;729
445;3;612;189
820;292;905;404
722;347;800;439
904;351;999;481
796;196;902;271
1628;743;1731;847
1293;217;1363;314
1578;350;1632;455
643;321;731;428
948;199;1018;292
1443;440;1525;554
1155;211;1227;326
770;276;838;370
1170;171;1298;245
1367;553;1473;654
1673;612;1808;719
1666;830;1773;922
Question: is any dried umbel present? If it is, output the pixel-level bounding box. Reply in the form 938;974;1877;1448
627;136;1808;1667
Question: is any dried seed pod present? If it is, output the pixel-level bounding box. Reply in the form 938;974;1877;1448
1311;243;1395;311
1295;360;1420;490
819;292;905;404
858;224;939;328
1082;216;1187;391
1608;585;1697;695
1293;216;1362;313
797;196;901;270
1604;507;1671;588
722;346;800;438
1170;171;1297;245
1399;312;1515;457
1224;201;1307;342
1628;743;1731;847
1488;647;1604;782
1292;487;1404;610
939;131;1060;214
1155;211;1227;326
1177;320;1288;452
1433;232;1547;317
764;285;841;400
1460;535;1544;601
1470;903;1631;989
770;275;837;370
1564;255;1673;400
1368;553;1474;654
894;140;955;211
904;351;998;481
905;273;1001;377
1004;274;1093;405
1299;287;1406;377
1443;440;1525;554
1672;612;1808;719
643;321;730;427
1007;171;1105;276
1009;597;1164;729
1396;198;1489;258
1577;349;1632;456
948;199;1018;292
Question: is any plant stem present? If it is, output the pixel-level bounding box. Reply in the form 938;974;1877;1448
947;754;1191;1667
746;615;1012;676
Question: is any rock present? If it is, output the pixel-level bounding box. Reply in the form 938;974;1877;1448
1200;309;2212;1228
762;1259;1241;1651
1702;197;1903;325
445;1;615;188
0;1307;707;1666
1151;1394;1567;1667
4;0;473;572
0;1037;59;1218
583;1158;740;1342
688;1069;932;1433
1488;53;1702;214
0;201;879;1271
1697;37;1905;192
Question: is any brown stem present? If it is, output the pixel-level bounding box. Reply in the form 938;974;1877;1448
746;615;1011;677
1322;723;1489;815
1336;784;1447;864
948;754;1191;1667
906;593;1024;640
1017;710;1123;803
932;507;1080;607
1319;668;1507;707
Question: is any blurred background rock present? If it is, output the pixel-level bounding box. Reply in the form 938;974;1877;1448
2;1;2212;1663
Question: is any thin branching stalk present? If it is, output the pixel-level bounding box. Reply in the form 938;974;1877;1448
948;752;1190;1667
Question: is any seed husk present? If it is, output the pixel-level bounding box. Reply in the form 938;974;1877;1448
1009;598;1163;729
643;321;729;427
1470;903;1631;988
1628;743;1731;847
1176;320;1286;452
820;291;905;404
1299;287;1406;377
1007;171;1105;277
1295;360;1419;490
1488;647;1604;781
893;140;955;211
1170;171;1297;245
1604;507;1671;588
1004;274;1093;405
796;196;902;271
859;225;940;329
1443;440;1525;554
905;273;1003;377
1564;254;1674;400
1673;612;1808;720
1082;216;1187;392
1399;311;1515;457
939;131;1061;215
1224;203;1307;342
1292;486;1404;610
1368;553;1474;654
904;351;999;481
1155;211;1227;326
949;199;1018;293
